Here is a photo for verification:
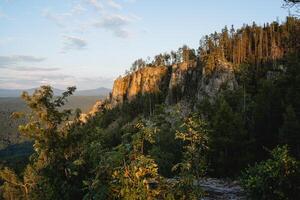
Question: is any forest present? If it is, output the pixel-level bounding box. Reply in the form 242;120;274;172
0;1;300;199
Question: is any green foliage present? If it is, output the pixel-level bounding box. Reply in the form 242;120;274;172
241;146;300;200
112;155;162;200
279;105;300;158
171;115;209;199
0;86;88;199
82;146;125;200
148;105;183;177
131;120;158;156
174;115;209;178
195;47;300;178
210;97;252;176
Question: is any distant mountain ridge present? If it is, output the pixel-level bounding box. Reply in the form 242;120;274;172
75;87;111;97
0;87;111;97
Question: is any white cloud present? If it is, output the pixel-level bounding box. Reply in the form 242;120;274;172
0;55;61;72
9;66;60;72
0;70;76;90
0;55;46;67
94;13;132;38
107;0;122;10
42;0;139;39
0;56;113;90
71;4;87;14
123;0;137;3
42;4;86;27
62;35;87;52
42;9;70;27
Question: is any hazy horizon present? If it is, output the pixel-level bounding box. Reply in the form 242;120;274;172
0;86;112;90
0;0;289;90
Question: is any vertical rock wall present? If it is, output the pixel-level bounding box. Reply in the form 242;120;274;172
110;60;237;106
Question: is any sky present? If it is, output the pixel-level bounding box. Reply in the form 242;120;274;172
0;0;290;90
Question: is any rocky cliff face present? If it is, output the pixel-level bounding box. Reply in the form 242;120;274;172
111;66;170;105
197;61;237;101
109;60;237;106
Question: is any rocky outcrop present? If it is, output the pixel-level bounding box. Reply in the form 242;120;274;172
199;178;246;200
80;100;103;123
102;59;237;111
165;178;246;200
197;61;237;101
111;66;170;105
111;75;132;105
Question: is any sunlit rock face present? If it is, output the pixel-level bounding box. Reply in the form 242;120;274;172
111;75;131;105
93;58;237;114
111;66;169;105
110;60;237;106
79;100;103;123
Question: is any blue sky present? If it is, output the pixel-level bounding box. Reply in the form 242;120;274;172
0;0;289;90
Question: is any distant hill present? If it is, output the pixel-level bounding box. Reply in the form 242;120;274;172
75;87;111;97
0;87;111;97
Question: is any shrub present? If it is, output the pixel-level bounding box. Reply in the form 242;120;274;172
111;155;162;200
241;146;300;200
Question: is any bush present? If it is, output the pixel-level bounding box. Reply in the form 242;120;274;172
111;155;163;200
241;146;300;200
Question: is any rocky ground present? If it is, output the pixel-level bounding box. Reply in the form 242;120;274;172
199;178;246;200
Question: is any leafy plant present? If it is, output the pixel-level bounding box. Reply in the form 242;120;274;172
241;146;300;200
171;114;210;199
111;155;162;200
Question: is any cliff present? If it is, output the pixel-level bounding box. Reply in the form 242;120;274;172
197;60;237;101
109;59;236;106
111;66;170;105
